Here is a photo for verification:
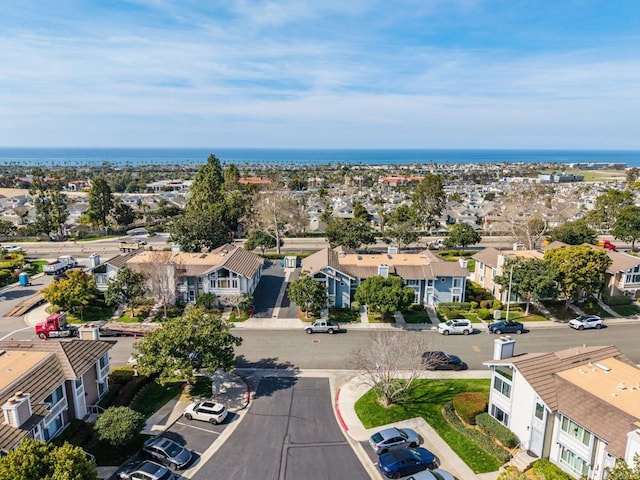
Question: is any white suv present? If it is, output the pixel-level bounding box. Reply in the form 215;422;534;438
436;319;473;336
183;400;228;424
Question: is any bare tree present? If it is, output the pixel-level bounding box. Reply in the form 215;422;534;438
350;331;430;407
501;188;555;249
250;192;303;254
131;251;181;318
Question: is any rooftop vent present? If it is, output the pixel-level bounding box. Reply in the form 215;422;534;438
592;362;611;372
617;383;627;391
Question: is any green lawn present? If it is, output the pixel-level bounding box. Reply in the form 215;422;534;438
354;379;502;473
329;308;360;323
578;300;613;318
610;304;640;316
130;381;184;417
229;309;251;322
402;305;431;324
541;301;577;321
463;313;483;323
367;311;395;323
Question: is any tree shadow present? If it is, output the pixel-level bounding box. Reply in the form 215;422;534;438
235;354;300;371
253;376;299;399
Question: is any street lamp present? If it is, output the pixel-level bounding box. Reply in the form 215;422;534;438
505;264;515;321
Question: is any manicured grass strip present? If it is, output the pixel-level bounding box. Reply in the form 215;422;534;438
611;304;640;316
130;381;184;418
354;379;500;473
329;308;360;323
402;308;431;324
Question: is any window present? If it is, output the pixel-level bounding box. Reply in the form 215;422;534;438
75;378;83;391
625;265;640;284
406;279;419;286
491;405;509;426
452;294;461;303
43;413;63;441
99;353;109;370
534;402;544;420
493;376;511;398
453;278;461;288
45;385;64;409
561;416;591;446
427;279;434;287
559;445;589;477
98;380;108;397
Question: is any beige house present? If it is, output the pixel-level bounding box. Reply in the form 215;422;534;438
0;339;112;454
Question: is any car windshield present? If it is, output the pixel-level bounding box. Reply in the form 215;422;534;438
398;429;408;440
574;316;586;321
165;442;183;456
371;433;383;443
158;470;174;480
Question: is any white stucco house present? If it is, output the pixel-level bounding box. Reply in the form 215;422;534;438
485;338;640;479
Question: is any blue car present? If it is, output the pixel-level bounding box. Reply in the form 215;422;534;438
378;447;437;479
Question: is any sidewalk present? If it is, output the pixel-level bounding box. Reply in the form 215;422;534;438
335;370;498;480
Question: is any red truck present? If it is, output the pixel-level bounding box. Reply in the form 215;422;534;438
35;312;78;339
597;240;618;251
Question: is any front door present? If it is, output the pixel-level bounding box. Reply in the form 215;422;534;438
529;427;543;457
529;401;546;457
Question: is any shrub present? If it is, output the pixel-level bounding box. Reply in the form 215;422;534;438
350;301;360;311
492;299;502;310
438;302;472;311
476;413;519;449
111;374;153;408
479;300;492;309
109;367;134;386
470;301;478;310
93;406;145;447
530;459;575;480
603;295;633;306
452;392;489;425
442;402;511;463
477;308;491;320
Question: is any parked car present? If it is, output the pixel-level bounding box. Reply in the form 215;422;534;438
488;320;524;335
377;447;437;478
406;469;455;480
142;437;192;470
2;245;22;252
183;399;228;424
569;315;603;330
421;351;467;371
369;426;420;454
436;319;473;335
118;460;175;480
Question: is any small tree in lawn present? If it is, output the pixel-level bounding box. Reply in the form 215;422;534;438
94;406;145;447
605;454;640;480
196;292;217;309
288;273;327;319
41;269;98;315
444;223;481;250
354;275;415;318
494;257;557;315
350;331;428;406
245;230;277;255
105;267;146;317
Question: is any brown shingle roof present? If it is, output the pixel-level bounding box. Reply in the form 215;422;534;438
215;244;264;279
472;247;501;268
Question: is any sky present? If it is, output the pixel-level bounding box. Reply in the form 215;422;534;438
1;0;639;149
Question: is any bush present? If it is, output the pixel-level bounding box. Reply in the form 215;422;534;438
476;413;519;449
530;459;575;480
477;308;491;320
452;392;489;425
93;406;145;447
470;301;478;310
438;302;472;311
603;295;633;306
109;367;135;386
111;374;153;408
479;300;492;309
350;301;360;311
492;299;502;310
442;402;511;463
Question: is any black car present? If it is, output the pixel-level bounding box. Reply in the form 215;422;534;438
421;351;467;371
141;437;192;470
488;320;525;335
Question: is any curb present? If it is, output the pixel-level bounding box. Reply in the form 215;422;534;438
334;388;349;432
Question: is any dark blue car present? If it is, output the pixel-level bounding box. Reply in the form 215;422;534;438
377;447;437;478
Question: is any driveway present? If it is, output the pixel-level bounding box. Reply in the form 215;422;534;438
251;262;284;318
192;376;369;480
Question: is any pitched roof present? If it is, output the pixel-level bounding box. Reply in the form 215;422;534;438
472;247;501;268
486;345;632;411
213;244;265;278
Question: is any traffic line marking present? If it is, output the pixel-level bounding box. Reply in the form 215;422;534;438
174;421;221;434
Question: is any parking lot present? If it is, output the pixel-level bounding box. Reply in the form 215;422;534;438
192;376;369;480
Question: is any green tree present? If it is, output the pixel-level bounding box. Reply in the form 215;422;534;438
444;223;481;250
105;267;146;317
0;438;98;480
586;189;635;232
288;173;307;191
354;275;416;316
0;220;16;240
384;205;420;249
169;213;230;252
134;306;242;385
111;201;137;229
245;230;277;255
288;274;328;317
547;218;597;245
627;167;640;185
605;454;640;480
325;218;375;250
544;245;611;307
186;154;224;214
223;163;240;190
87;177;114;230
494;257;557;314
612;205;640;251
29;168;69;240
93;406;145;447
196;292;217;309
412;173;446;231
41;269;99;313
352;201;370;221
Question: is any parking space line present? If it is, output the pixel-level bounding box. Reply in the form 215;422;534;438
174;421;221;434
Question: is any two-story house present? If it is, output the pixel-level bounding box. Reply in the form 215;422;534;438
301;247;469;308
485;338;640;479
0;339;112;454
125;243;264;304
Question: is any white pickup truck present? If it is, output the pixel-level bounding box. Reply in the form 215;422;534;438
304;319;343;334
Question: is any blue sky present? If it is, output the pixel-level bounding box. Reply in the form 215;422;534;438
1;0;639;149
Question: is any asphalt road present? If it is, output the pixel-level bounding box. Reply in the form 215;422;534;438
192;376;369;480
233;324;640;370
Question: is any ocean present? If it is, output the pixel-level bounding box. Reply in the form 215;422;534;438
0;148;638;167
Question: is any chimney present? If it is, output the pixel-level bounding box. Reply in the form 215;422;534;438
78;324;101;341
171;244;182;253
2;392;32;428
89;253;100;268
378;264;389;278
493;336;516;360
387;246;398;255
458;258;468;269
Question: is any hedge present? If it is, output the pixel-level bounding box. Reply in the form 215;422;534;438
452;392;489;425
477;308;492;320
438;302;473;311
476;413;519;449
530;459;575;480
603;295;633;306
442;402;511;463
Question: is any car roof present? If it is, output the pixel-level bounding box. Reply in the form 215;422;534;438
137;461;167;475
376;427;402;439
